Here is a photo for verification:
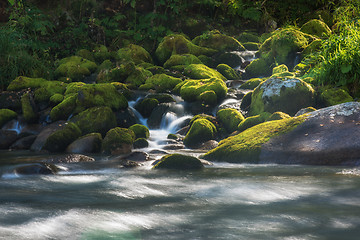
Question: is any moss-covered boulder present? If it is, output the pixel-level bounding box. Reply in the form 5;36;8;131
66;133;102;154
163;54;202;69
129;124;150;139
193;31;245;52
242;42;260;51
21;92;37;123
319;88;353;107
43;122;82;152
54;56;97;81
217;108;245;134
239;78;264;90
140;74;182;92
0;109;17;128
203;115;306;163
133;138;149;149
49;94;64;105
94;45;111;63
34;81;67;103
125;66;153;88
244;58;272;79
237;112;271;132
76;49;95;62
50;94;77;121
97;62;135;83
184;64;226;81
153;154;204;170
116;44;153;64
240;91;252;112
155;34;216;65
199;90;217;106
216;64;240;80
237;32;259;43
102;127;136;155
267;112;291;121
183;118;217;148
300;19;331;38
301;39;322;58
179;78;227;103
74;83;128;112
7;76;47;91
250;77;315;116
72;106;117;137
135;98;159;118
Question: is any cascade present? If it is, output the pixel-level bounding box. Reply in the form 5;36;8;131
2;119;24;134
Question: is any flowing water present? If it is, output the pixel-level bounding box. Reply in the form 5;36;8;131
1;93;360;239
1;150;360;240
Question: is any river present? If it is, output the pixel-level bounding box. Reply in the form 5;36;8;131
1;150;360;240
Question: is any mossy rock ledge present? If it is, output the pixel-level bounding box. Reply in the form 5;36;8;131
153;154;204;170
203;102;360;166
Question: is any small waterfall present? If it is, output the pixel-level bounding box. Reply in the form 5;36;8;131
3;120;24;134
128;98;147;126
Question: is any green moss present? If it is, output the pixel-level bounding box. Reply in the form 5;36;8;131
153;154;204;170
0;109;17;127
49;94;64;105
242;42;260;51
217;108;245;134
237;112;271;132
199;90;217;106
116;44;153;64
163;54;202;69
267;112;291;121
244;58;272;78
240;91;252;111
102;127;136;154
141;74;182;93
74;83;128;112
180;78;227;102
94;45;111;63
21;93;37;123
272;64;289;75
43;122;81;152
193;31;245;52
189;114;218;127
167;133;178;140
250;77;315;116
135;98;159;118
300;19;331;38
203;115;307;163
7;76;47;91
320;88;353;107
155;34;217;65
237;32;259;43
64;82;86;96
98;62;135;83
216;64;240;80
54;56;97;81
301;39;322;57
184;64;226;81
183;118;217;148
72;106;117;136
146;65;166;75
125;66;153;88
76;49;95;62
97;60;114;73
129;124;150;139
50;94;77;121
239;78;264;90
34;81;67;103
133;138;149;149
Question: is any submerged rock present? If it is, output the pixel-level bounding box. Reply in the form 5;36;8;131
153;154;204;170
203;102;360;166
47;154;95;163
14;163;59;175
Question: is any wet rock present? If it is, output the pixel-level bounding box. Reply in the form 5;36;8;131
149;149;168;155
47;154;95;163
102;127;135;155
66;133;102;154
120;151;150;162
183;118;217;148
0;130;19;149
133;138;149;149
10;135;37;150
197;140;219;150
0;91;22;111
115;108;137;128
163;144;185;150
118;160;141;168
153;153;204;170
14;163;59;175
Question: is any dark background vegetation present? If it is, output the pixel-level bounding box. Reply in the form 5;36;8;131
0;0;357;90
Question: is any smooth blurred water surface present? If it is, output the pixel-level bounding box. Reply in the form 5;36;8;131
1;151;360;240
